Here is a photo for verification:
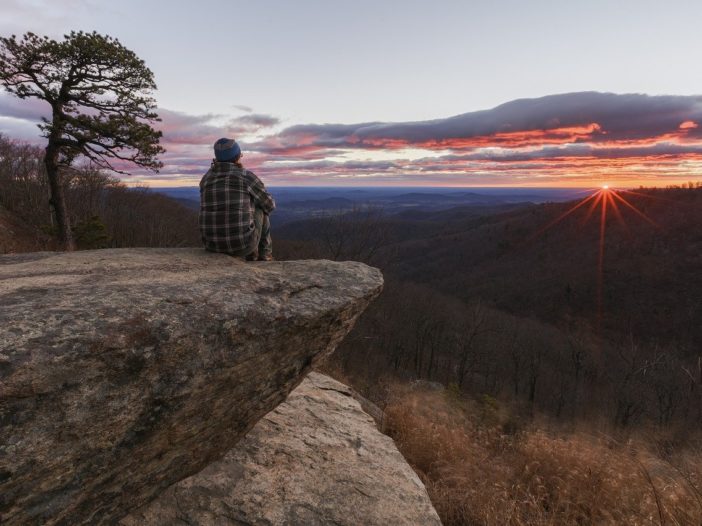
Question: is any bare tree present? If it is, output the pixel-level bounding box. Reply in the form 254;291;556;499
317;204;389;264
456;302;487;389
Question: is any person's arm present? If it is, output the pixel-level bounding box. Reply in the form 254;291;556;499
246;170;276;214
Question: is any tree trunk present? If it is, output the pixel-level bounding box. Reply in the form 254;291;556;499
44;143;75;251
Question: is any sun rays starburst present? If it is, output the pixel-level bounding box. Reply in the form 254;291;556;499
527;186;659;332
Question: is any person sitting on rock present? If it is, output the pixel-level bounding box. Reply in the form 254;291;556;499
199;137;275;261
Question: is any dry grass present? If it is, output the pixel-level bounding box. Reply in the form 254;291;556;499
382;384;702;526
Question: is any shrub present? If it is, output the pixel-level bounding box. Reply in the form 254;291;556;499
383;384;702;526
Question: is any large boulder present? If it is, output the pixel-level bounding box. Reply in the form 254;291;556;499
123;372;442;526
0;249;382;525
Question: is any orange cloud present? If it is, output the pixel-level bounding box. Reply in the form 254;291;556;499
4;89;702;187
350;123;604;150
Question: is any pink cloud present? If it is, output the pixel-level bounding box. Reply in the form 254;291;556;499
3;90;702;186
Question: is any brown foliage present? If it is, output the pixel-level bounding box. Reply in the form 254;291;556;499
383;384;702;525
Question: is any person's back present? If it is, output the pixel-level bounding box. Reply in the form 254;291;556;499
199;138;275;260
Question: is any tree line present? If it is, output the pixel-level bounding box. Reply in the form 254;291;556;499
0;134;199;250
335;279;702;431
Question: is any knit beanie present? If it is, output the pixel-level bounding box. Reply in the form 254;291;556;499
214;138;242;161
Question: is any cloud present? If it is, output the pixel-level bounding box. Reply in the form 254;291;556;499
251;92;702;155
0;90;282;178
153;110;281;178
233;113;280;129
0;92;53;142
232;104;253;113
156;108;279;145
0;116;45;143
232;92;702;186
433;142;702;163
3;90;702;186
0;92;52;122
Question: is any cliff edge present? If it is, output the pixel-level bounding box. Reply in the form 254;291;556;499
123;372;442;526
0;248;382;525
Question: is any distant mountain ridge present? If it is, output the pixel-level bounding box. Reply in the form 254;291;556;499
156;186;583;226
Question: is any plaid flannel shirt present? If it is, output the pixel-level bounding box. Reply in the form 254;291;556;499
199;161;275;256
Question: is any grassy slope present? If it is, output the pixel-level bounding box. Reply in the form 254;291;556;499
383;382;702;526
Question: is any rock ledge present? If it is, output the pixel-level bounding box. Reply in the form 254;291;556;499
0;248;382;525
123;372;442;526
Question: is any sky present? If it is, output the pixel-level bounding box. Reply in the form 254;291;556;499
1;0;702;187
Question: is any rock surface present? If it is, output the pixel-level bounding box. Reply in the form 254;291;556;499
0;248;383;525
122;372;442;526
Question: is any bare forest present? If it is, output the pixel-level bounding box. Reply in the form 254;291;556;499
0;134;199;250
